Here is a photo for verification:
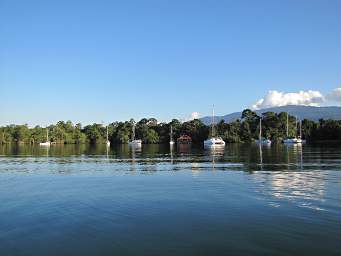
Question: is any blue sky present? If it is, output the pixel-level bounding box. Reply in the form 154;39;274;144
1;0;341;126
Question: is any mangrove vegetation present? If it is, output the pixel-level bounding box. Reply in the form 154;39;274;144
1;110;341;144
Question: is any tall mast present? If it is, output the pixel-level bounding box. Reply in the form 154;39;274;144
259;118;262;141
211;105;215;137
106;126;109;141
286;112;289;138
132;124;135;140
299;120;302;138
170;125;173;142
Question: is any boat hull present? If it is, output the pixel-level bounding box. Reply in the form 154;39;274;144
256;139;271;145
283;138;305;144
204;137;225;147
39;142;51;146
129;140;142;147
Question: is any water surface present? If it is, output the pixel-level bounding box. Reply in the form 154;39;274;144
0;144;340;256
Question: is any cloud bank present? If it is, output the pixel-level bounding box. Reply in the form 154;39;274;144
326;88;341;102
251;88;341;110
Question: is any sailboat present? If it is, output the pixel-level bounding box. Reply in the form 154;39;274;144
297;120;306;143
283;113;303;144
169;125;175;145
256;118;271;145
204;106;225;147
128;123;142;147
39;127;51;146
106;125;110;147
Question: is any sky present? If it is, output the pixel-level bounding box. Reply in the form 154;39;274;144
1;0;341;126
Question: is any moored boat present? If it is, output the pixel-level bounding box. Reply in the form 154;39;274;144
128;123;142;147
204;105;225;147
256;118;271;145
169;125;175;145
283;114;305;144
204;137;225;146
39;128;51;146
106;125;111;147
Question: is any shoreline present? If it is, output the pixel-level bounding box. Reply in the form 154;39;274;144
1;140;341;146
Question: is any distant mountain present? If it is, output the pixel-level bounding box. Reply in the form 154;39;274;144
200;105;341;124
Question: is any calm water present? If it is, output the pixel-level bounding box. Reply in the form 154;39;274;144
0;143;340;256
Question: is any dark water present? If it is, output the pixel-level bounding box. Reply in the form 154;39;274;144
0;143;340;256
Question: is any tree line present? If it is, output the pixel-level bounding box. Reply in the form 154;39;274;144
1;110;340;144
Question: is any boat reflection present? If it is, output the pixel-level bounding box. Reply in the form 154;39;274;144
258;143;272;169
205;145;225;156
170;144;174;164
285;143;303;171
130;144;142;172
205;144;225;171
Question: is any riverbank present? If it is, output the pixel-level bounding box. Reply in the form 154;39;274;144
1;110;340;145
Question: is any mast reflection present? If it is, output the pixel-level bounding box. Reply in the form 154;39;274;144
206;145;225;171
253;145;326;210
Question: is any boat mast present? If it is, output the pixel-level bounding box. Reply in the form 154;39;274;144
106;126;109;141
286;112;289;138
299;120;302;138
170;125;173;142
259;118;262;141
211;105;215;138
132;124;135;140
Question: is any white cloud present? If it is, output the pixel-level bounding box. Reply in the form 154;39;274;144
191;112;200;120
251;90;325;110
326;88;341;102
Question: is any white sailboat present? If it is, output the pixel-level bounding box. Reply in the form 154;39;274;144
204;106;225;147
39;127;51;146
283;113;303;144
256;118;271;145
169;125;175;145
106;125;110;146
297;120;306;143
128;123;142;147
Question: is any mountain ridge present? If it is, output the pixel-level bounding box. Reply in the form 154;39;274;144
200;105;341;124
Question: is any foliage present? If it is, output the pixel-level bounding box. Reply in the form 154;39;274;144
1;111;341;144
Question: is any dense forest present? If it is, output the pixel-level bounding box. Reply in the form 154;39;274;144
1;110;341;144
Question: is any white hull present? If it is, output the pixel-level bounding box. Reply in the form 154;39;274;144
204;137;225;147
169;141;175;145
283;138;305;144
129;140;142;147
106;141;111;146
256;139;271;145
39;142;51;146
41;128;50;146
